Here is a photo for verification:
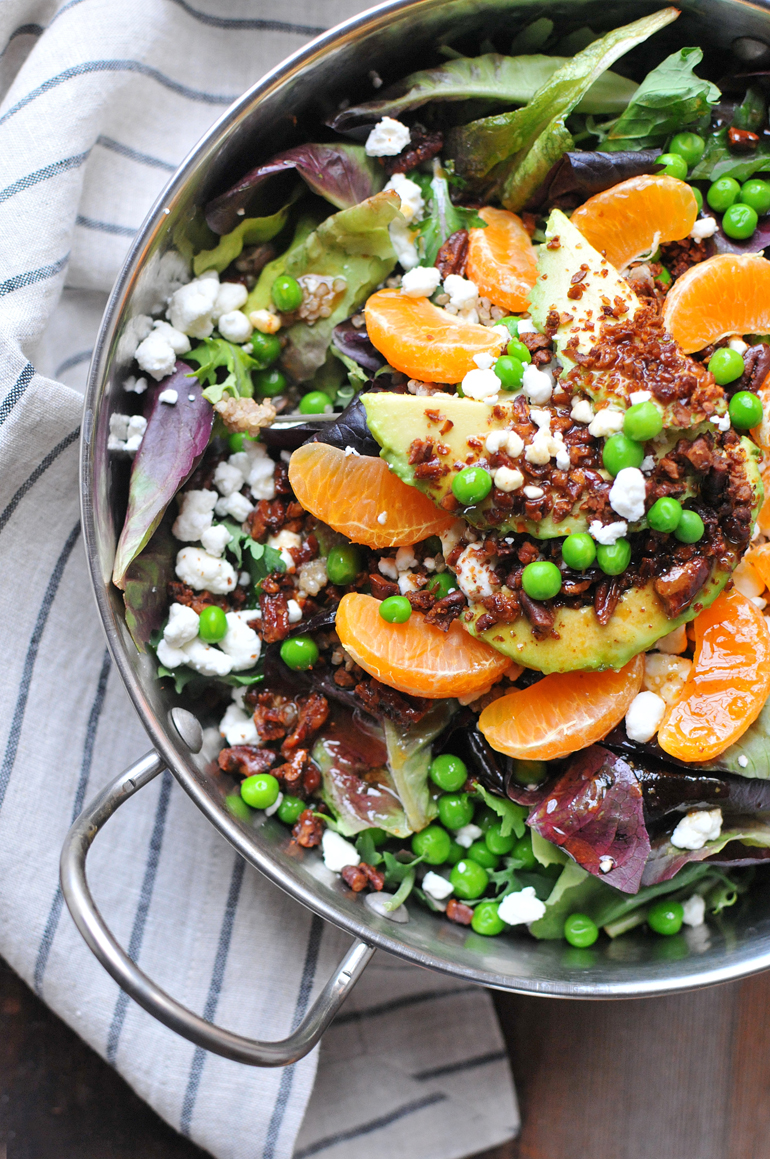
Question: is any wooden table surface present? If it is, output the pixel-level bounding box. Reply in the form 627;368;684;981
2;951;770;1159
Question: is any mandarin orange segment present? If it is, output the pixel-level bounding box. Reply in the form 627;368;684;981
335;593;512;698
569;175;698;272
657;589;770;762
478;656;644;761
465;206;538;312
288;443;454;549
364;288;503;383
744;543;770;590
662;253;770;353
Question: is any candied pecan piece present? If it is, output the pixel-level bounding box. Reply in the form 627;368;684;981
167;581;229;615
423;588;467;631
253;691;297;741
446;899;474;925
218;746;277;778
260;591;290;642
407;589;436;612
654;557;710;618
370;573;399;600
362;863;385;891
727;126;760;152
354;678;431;726
594;578;622;626
435;229;469;279
275;748;309;794
281;692;330;756
384;125;443;174
293;809;324;847
341;864;369;891
302;761;322;796
519;591;555;639
681;435;713;474
333;667;356;688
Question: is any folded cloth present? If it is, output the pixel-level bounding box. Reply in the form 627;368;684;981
0;3;519;1158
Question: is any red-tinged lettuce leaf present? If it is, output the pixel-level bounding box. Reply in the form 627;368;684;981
122;515;176;651
205;144;385;235
528;746;651;893
526;149;662;210
331;317;386;374
313;727;412;839
641;816;770;885
112;362;213;589
700;205;770;255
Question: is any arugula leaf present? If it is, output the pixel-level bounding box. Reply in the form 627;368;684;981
186;338;259;404
488;856;525;897
473;783;527;839
193;200;295;276
601;47;720;152
446;8;680;200
418;163;487;266
382;850;422;887
244;540;286;590
527;861;608;939
733;85;766;133
355;830;384;865
384;867;417;912
329;52;637;132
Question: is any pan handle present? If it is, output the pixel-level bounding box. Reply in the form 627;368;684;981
60;751;374;1066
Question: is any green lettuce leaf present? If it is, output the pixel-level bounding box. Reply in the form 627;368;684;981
418;164;487;266
313;735;411;838
601;47;720;152
528;860;607;939
382;700;455;833
244;211;324;314
701;697;770;779
500;115;573;218
447;7;679;199
473;783;527;839
642;816;770;885
690;127;770;184
329;52;637;131
186;337;259;404
192;200;295;276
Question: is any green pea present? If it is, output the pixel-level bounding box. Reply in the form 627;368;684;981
429;753;468;792
228;432;251;453
647;496;682;533
729;389;763;429
647;898;684;936
450;858;489;899
253;368;286;397
471;900;506;936
674;509;705;543
485;821;516;856
250;331;281;367
299;391;333;414
437;792;474;830
495;316;521;338
241;772;280;810
446;838;465;865
326;544;362;586
708;346;745;385
280;634;319;670
740;178;770;215
623;400;663;442
476;806;498;833
277;795;305;825
656;266;672;287
467;840;500;870
412;824;451;865
597;538;631;576
564;913;599;948
512;831;537;870
452;465;493;505
690;186;703;213
493;355;524;391
379;595;412;623
656;152;688;180
561;532;596;571
707;176;741;212
722;202;758;240
366;827;389;847
521;560;562;600
427;572;458;599
669;132;706;167
198;604;228;643
603;432;644;476
271;274;303;313
506;338;532;363
511;759;549;785
225;793;253;822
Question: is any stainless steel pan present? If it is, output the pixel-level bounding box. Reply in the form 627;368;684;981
65;0;770;1068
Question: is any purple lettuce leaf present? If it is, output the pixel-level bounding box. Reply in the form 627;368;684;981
526;148;662;210
112;362;213;589
331;317;387;374
641;816;770;885
312;727;412;839
701;205;770;255
527;745;650;893
122;515;176;651
205;144;385;235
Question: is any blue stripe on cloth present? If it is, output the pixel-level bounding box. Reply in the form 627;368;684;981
0;363;35;427
0;150;90;205
105;769;174;1064
0;253;69;298
33;648;112;995
168;0;326;35
55;350;92;377
0;24;44;57
179;855;246;1136
0;60;236;129
293;1093;449;1158
76;214;136;237
412;1050;508;1081
0;522;81;813
0;427;80;537
261;914;324;1159
96;135;176;172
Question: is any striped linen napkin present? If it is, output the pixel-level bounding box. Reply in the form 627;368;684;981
0;2;519;1158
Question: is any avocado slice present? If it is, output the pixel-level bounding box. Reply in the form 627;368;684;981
463;437;763;672
528;209;726;428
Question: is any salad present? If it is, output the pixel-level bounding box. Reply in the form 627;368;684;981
111;7;770;950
